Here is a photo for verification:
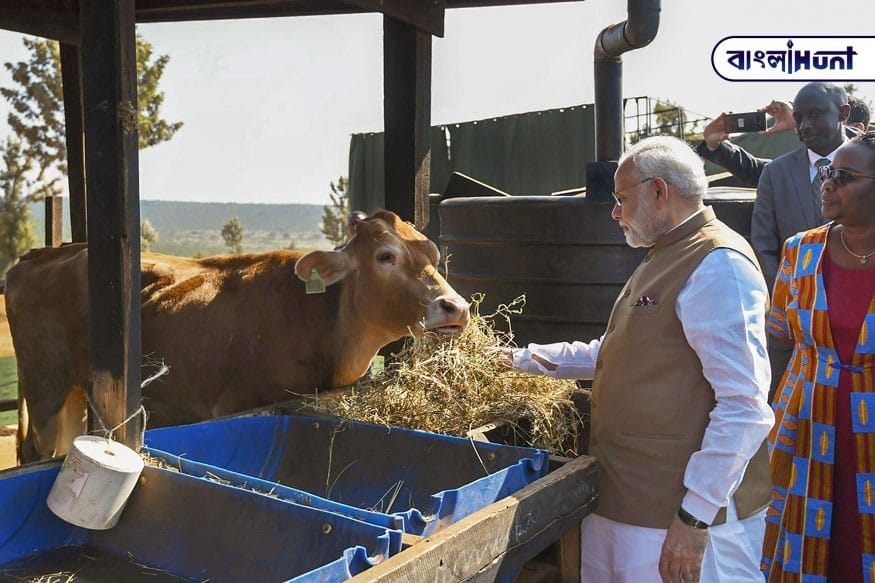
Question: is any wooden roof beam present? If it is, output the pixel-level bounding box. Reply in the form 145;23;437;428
135;0;361;24
0;0;79;44
346;0;445;37
445;0;583;6
0;0;585;42
135;0;445;36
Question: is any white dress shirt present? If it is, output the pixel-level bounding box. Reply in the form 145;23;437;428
513;247;774;524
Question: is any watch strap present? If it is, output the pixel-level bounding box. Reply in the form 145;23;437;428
677;506;709;530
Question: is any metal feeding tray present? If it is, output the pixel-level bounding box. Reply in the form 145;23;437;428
0;459;401;582
143;414;550;536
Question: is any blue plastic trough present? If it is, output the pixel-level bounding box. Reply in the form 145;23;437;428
144;415;551;536
0;459;402;582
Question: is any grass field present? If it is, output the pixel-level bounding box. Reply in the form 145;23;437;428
0;356;17;427
0;294;16;427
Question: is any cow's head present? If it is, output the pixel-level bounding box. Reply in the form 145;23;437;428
294;210;470;340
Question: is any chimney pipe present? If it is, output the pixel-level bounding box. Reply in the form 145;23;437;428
587;0;661;202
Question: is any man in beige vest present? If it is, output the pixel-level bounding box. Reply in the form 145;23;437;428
498;136;774;582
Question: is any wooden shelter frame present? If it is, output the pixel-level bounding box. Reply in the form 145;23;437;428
1;3;601;578
0;0;584;478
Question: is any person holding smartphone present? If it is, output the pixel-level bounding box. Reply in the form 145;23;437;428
694;86;858;410
753;82;851;291
694;100;795;187
697;95;867;191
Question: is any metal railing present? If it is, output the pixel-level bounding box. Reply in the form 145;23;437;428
624;96;710;145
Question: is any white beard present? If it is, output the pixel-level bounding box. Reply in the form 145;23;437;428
620;197;667;248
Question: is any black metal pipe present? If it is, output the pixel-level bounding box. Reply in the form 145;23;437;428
593;0;661;162
586;0;660;203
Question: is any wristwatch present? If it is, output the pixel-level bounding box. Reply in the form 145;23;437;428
677;507;709;530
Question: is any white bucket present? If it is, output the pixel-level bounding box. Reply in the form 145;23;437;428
47;435;145;530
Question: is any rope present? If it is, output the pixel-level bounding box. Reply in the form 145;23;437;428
85;392;147;446
142;363;170;389
106;405;147;443
84;362;170;446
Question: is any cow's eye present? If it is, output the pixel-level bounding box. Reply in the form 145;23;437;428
377;251;395;263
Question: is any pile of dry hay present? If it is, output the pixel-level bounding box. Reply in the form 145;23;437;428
307;295;584;457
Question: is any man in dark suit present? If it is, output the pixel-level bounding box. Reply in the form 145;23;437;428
752;82;850;291
695;100;795;188
697;85;852;398
695;96;865;192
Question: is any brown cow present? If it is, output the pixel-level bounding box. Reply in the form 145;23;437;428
5;210;469;463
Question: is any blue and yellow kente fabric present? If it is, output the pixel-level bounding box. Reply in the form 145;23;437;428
762;225;875;582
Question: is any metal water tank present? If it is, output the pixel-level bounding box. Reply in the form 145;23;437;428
440;188;756;346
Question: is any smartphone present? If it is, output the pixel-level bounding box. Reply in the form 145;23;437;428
724;111;767;133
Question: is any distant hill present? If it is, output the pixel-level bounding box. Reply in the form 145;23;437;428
140;200;324;233
28;199;331;257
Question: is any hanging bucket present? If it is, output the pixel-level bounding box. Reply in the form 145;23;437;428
46;435;145;530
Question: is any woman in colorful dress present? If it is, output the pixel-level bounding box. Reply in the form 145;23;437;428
763;131;875;581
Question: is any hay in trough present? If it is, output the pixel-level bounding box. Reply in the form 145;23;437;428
308;295;585;457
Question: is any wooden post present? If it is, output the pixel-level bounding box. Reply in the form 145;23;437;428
60;42;87;243
79;0;142;450
44;195;63;247
558;525;582;582
383;16;432;231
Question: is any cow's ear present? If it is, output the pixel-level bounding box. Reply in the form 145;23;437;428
294;251;353;286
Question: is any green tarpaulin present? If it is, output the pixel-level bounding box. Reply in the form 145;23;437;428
348;102;804;211
348;104;595;211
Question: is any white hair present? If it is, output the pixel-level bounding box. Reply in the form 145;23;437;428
618;136;708;201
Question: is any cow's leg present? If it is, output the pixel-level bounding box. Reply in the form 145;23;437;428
17;386;86;463
16;383;30;465
16;393;54;464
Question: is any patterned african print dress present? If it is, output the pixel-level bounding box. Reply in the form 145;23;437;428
762;224;875;582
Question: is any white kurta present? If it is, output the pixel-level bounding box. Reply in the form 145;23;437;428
513;246;773;582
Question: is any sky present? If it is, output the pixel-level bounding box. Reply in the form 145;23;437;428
1;0;874;206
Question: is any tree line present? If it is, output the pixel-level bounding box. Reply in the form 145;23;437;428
0;36;181;276
0;35;350;274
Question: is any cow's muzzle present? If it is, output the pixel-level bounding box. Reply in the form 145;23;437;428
425;293;470;334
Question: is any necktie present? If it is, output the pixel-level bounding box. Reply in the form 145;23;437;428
812;158;830;198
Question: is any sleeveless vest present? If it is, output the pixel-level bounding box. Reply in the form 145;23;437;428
590;207;771;528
